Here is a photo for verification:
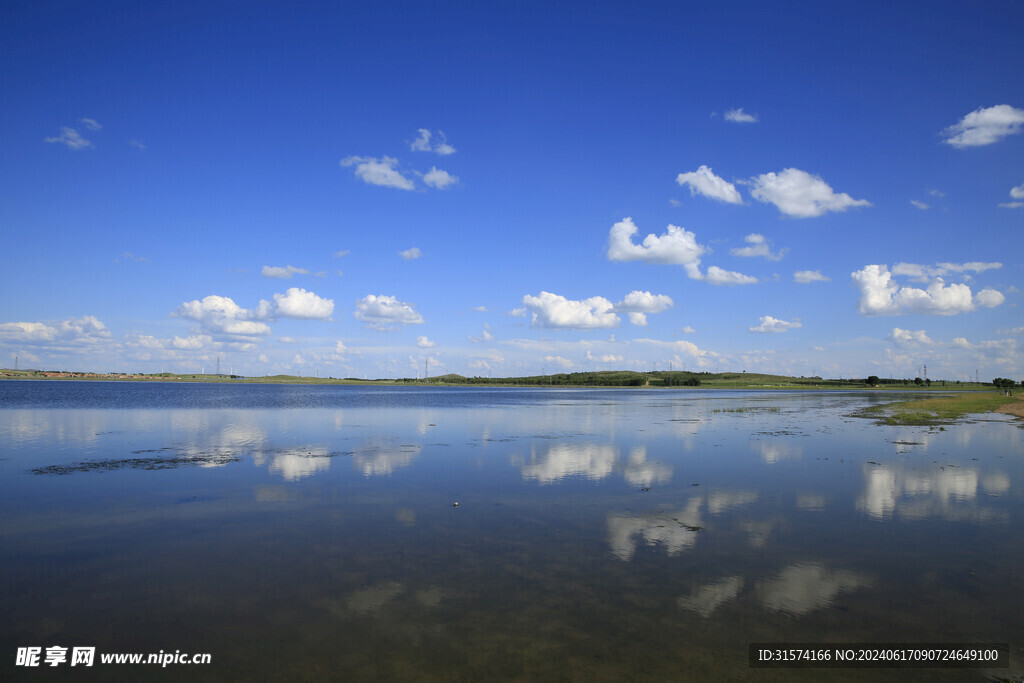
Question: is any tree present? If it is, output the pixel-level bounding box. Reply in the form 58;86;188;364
993;378;1015;395
914;377;923;386
866;375;879;386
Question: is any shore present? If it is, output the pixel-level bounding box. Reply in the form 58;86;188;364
994;396;1024;419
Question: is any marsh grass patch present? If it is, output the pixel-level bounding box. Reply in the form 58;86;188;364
852;393;1018;426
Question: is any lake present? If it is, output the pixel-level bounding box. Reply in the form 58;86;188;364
1;382;1021;680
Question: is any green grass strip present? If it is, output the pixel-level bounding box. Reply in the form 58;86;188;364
860;392;1019;426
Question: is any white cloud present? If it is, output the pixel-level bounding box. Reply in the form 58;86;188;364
340;156;415;190
888;328;933;347
522;291;620;329
615;291;673;314
705;266;757;286
129;139;146;151
354;295;425;330
44;127;93;150
471;305;488;313
942;104;1024;148
262;265;309;279
176;295;271;336
470;323;494;342
1000;183;1024;208
399;247;422;260
681;325;696;334
675;165;743;204
627;313;648;326
610;290;675;327
116;252;148;263
0;321;58;341
422;167;458;189
892;261;1002;281
750;168;871;218
0;316;113;350
730;233;786;260
172;334;213;350
416;336;435;348
79;118;102;131
611;290;675;326
334;250;350;258
851;265;1003;316
749;316;801;333
794;270;830;283
433;133;456;156
910;200;929;210
586;350;623;363
268;288;334;319
60;316;111;341
724;108;758;123
974;288;1005;308
606;217;706;278
543;355;574;369
410;129;455;155
410;129;432;152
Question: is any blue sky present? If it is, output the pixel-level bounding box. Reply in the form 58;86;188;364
2;0;1021;380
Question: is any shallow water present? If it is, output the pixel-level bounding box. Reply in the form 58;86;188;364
1;382;1021;680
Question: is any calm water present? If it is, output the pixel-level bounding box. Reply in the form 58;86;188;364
1;381;1021;681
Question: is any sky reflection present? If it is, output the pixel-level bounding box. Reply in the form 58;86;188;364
2;387;1022;679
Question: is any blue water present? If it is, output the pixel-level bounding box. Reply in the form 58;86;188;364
1;381;1021;680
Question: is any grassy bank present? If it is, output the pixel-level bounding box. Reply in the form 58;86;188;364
858;392;1020;426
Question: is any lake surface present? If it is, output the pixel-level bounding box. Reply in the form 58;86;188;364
1;382;1021;681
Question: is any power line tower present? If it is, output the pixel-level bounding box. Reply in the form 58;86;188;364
425;358;429;380
217;356;221;377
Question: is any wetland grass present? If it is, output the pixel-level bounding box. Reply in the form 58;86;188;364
858;392;1020;426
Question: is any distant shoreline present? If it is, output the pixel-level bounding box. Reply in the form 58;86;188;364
0;368;1002;392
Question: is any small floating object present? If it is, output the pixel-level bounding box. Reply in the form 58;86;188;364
452;501;459;507
640;487;650;492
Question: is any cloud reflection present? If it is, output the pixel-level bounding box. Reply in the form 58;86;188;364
753;440;802;464
678;576;744;617
706;491;758;514
622;446;673;487
757;562;872;615
351;442;421;476
518;442;617;484
253;447;333;481
856;464;1006;521
607;498;702;561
